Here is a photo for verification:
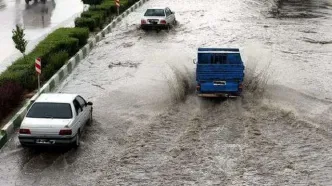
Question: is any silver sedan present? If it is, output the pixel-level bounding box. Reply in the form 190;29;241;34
18;93;93;148
140;7;176;30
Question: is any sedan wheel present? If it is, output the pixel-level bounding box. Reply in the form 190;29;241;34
20;143;27;148
166;25;170;32
88;111;92;125
73;132;80;148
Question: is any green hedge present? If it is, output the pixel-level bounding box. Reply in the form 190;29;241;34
89;2;114;16
0;63;36;90
75;0;133;31
76;11;106;31
42;51;69;80
0;27;89;91
88;0;135;16
81;11;106;29
75;17;96;31
35;27;89;58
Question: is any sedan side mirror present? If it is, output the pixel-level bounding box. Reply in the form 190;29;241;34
172;11;175;14
87;102;93;106
193;59;196;64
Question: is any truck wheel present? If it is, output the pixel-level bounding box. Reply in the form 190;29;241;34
25;0;30;4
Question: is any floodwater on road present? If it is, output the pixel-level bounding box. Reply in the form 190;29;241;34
0;0;332;185
0;0;84;72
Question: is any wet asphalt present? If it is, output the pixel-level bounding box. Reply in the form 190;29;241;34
0;0;332;185
0;0;84;72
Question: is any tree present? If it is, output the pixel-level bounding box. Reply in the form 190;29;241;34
12;25;28;58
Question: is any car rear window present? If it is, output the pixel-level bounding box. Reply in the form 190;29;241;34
144;9;165;16
26;103;73;119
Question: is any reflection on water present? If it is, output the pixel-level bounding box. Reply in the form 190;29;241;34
21;0;56;28
0;0;5;9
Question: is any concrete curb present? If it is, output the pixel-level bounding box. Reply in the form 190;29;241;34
0;0;149;149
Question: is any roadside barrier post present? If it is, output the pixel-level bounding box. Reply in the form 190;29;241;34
115;0;120;15
35;58;41;92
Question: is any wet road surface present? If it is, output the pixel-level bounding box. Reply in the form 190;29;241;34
0;0;84;72
1;0;332;185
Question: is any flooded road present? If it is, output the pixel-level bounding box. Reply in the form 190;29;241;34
0;0;84;72
0;0;332;185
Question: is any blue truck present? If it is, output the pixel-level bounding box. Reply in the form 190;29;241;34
195;48;245;97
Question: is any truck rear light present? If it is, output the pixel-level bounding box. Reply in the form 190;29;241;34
160;20;167;24
238;83;243;92
196;84;201;91
141;19;147;24
19;129;31;134
59;129;72;135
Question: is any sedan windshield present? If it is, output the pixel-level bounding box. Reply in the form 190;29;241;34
144;9;165;16
26;103;73;119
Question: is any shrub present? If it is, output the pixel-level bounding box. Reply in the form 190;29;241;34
0;63;37;90
64;27;90;47
92;12;106;28
78;0;134;31
87;0;132;19
91;0;136;15
89;3;113;16
82;11;106;29
35;36;78;62
0;27;89;90
42;51;69;80
75;17;96;31
34;27;89;58
0;81;24;120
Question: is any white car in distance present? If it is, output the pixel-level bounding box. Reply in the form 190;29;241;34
141;7;176;30
18;93;93;148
